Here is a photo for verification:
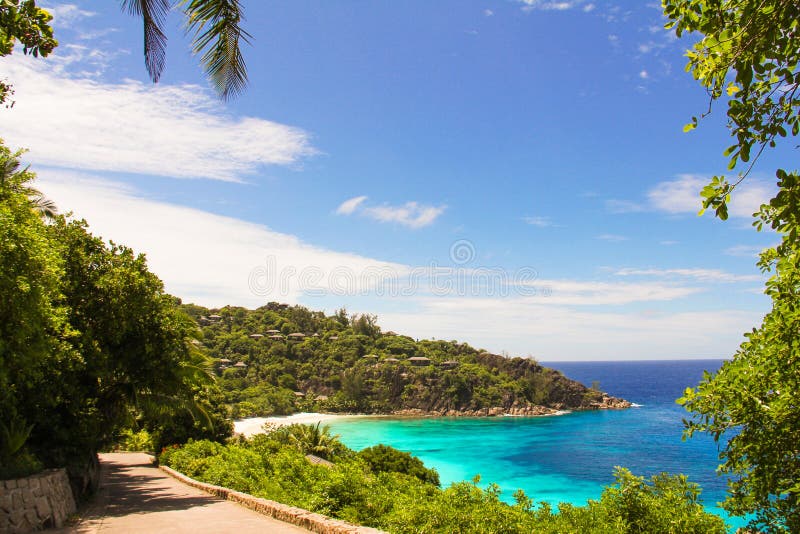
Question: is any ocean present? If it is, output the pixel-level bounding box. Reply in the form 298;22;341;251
326;359;745;528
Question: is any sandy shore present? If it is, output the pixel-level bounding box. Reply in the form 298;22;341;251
233;412;366;437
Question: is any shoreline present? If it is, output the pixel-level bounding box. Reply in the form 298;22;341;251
233;412;371;437
232;402;634;437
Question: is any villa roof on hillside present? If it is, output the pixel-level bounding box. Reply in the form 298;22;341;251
384;357;399;362
209;314;222;319
329;336;339;340
249;334;264;338
218;358;232;363
363;354;379;359
233;362;247;368
408;356;431;362
269;334;285;340
294;391;305;397
266;329;281;334
288;333;306;338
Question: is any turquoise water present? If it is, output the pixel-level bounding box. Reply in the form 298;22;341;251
327;359;746;529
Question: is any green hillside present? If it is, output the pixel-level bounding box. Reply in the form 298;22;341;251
180;302;630;419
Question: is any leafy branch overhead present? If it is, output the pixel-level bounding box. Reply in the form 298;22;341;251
664;0;799;218
123;0;251;100
0;0;58;106
666;1;800;532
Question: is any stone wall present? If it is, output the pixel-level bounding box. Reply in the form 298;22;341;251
160;465;386;534
1;469;76;534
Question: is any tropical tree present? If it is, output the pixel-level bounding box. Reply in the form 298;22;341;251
123;0;250;100
278;422;345;461
1;1;249;102
665;1;800;531
0;0;57;106
0;145;56;218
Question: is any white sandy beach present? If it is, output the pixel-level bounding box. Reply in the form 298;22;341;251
233;412;365;437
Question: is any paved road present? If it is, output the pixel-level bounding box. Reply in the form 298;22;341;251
58;452;310;533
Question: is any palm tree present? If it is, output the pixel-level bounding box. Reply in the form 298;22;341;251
287;422;342;460
0;149;57;219
122;0;250;100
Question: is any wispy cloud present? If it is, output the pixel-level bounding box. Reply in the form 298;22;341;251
1;54;315;182
380;297;760;360
336;196;446;229
484;9;494;16
523;215;558;227
647;174;773;218
38;171;405;307
605;199;645;213
42;3;95;27
364;202;446;229
615;267;762;283
336;196;368;215
724;244;772;258
518;0;591;12
608;174;774;220
597;233;629;242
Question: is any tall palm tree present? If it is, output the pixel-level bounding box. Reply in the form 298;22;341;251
122;0;250;100
0;150;57;219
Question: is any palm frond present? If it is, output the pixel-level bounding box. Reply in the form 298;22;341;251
30;194;58;219
180;0;251;100
122;0;170;83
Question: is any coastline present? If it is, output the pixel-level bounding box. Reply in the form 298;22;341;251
233;412;370;437
233;398;632;437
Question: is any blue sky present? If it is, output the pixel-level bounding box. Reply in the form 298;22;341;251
2;1;787;360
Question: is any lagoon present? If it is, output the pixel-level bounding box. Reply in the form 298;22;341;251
326;359;744;528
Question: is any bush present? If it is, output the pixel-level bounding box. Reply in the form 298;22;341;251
357;444;440;486
159;438;728;534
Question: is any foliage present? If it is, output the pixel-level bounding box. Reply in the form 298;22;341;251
0;141;230;486
161;436;727;533
121;0;250;100
665;1;800;531
114;429;155;453
678;176;800;533
266;422;350;461
0;0;57;106
663;0;799;219
183;302;609;418
357;444;440;486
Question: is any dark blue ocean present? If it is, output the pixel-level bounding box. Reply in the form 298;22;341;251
327;359;745;529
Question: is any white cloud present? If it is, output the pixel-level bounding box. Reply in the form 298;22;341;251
639;70;649;79
37;171;406;307
42;3;95;27
523;215;557;227
605;199;645;213
336;196;368;215
660;240;679;246
519;0;586;11
583;4;595;12
596;233;628;242
364;202;446;229
724;244;772;258
522;279;701;305
337;196;446;229
35;171;765;361
647;174;774;218
484;9;494;16
615;267;762;283
1;54;315;182
380;297;761;361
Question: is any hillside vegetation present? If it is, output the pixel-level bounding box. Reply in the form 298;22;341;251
180;302;629;419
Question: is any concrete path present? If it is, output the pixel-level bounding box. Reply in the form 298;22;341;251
58;452;310;533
